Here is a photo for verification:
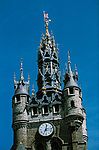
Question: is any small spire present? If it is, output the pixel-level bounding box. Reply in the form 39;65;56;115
20;59;24;81
64;51;79;88
68;50;71;64
67;50;72;74
43;11;51;36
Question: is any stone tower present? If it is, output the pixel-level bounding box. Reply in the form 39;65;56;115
11;12;88;150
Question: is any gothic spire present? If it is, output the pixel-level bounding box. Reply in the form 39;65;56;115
67;50;72;75
20;59;24;81
13;60;30;96
37;12;61;94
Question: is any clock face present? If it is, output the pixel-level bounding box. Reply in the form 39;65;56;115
39;123;54;137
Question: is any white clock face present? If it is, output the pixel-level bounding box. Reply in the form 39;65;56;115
39;123;54;136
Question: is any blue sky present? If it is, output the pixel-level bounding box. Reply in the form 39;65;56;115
0;0;98;149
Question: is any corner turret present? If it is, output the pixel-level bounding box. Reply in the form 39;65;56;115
12;60;30;148
62;50;87;149
63;50;83;127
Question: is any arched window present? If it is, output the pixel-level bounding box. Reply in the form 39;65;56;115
31;107;38;116
53;104;59;113
44;105;48;114
71;100;75;107
42;105;48;114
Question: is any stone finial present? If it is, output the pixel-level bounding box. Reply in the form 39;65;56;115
20;59;24;81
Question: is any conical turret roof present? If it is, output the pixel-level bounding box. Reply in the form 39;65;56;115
64;50;79;89
14;60;30;96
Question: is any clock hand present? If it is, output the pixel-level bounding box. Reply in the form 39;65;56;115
45;124;47;131
43;124;47;134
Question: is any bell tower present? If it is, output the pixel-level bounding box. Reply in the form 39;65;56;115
11;12;88;150
33;12;62;149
